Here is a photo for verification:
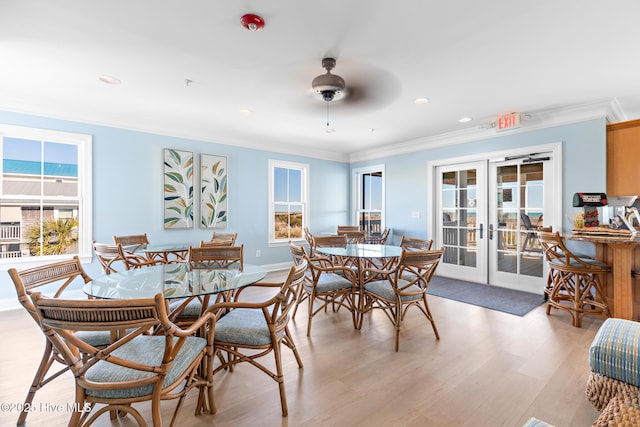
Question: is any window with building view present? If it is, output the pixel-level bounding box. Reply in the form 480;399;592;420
353;165;385;236
0;124;92;266
269;160;308;243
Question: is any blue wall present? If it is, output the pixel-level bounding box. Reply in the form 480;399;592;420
0;110;350;304
352;118;607;248
0;110;606;306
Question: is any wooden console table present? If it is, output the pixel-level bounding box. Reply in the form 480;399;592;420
565;233;640;321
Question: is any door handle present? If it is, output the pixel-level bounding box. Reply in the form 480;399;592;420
489;224;494;240
478;223;483;239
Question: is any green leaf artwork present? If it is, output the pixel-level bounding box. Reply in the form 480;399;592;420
201;154;228;228
163;149;194;229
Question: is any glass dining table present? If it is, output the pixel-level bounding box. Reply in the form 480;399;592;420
84;262;267;319
315;243;404;328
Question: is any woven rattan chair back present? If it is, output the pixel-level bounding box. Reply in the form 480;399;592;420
210;260;307;416
400;235;433;251
200;239;235;247
188;245;244;270
210;232;238;245
312;234;348;249
113;233;149;246
339;230;366;243
31;293;215;427
303;227;314;249
337;225;360;233
7;257;105;426
93;241;127;274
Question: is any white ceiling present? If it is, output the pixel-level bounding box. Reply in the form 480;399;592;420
2;0;640;162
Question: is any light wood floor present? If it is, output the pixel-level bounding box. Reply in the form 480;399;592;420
0;273;603;427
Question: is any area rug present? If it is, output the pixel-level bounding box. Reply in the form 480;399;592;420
427;276;546;316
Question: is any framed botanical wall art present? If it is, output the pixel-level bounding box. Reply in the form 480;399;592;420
163;148;194;229
200;153;228;229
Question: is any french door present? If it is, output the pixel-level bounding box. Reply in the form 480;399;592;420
435;161;487;282
434;151;556;294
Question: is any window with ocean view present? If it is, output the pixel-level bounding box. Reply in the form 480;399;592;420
0;125;92;266
269;159;308;244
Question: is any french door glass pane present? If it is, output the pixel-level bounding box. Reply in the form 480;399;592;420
441;169;477;267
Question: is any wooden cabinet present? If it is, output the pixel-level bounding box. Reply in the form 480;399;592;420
607;119;640;197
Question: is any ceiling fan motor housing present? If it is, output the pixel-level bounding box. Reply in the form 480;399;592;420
312;57;346;102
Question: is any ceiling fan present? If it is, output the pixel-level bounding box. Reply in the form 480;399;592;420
311;57;346;102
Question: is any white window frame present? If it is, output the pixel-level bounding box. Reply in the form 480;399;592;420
352;164;385;232
0;124;92;269
268;159;309;246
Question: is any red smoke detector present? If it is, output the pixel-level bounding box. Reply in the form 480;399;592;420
240;14;265;31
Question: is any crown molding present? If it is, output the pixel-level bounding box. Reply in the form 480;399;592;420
349;98;622;163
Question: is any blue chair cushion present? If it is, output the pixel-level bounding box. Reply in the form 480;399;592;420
75;330;112;347
215;308;281;347
84;335;206;399
306;273;352;294
589;318;640;388
364;279;422;302
550;258;609;269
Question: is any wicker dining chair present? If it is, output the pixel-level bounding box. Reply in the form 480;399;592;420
208;261;307;417
31;293;215;427
93;241;160;273
361;248;445;351
400;235;433;251
537;230;610;327
188;245;244;270
210;232;238;245
290;242;358;336
7;257;112;426
113;233;149;246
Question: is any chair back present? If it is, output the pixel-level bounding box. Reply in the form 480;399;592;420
201;239;235;247
93;241;128;274
313;234;348;249
303;227;314;248
400;235;433;251
521;213;534;230
340;230;366;243
396;248;445;292
337;225;360;233
8;257;92;324
537;230;601;270
377;227;391;244
271;260;308;334
189;245;244;270
113;233;149;246
210;232;238;245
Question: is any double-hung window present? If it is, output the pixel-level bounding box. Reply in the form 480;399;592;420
0;124;92;268
353;165;385;236
269;160;308;244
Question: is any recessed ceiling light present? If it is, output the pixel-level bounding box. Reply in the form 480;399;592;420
239;109;253;115
458;116;473;123
98;75;121;85
414;97;429;105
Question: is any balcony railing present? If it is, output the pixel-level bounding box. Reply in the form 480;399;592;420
0;251;22;258
0;224;21;240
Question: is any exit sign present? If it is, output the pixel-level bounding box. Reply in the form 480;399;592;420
496;113;520;131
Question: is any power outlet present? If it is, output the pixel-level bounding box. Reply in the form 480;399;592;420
256;249;261;257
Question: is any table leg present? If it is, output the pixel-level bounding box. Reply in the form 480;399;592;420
356;258;365;330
